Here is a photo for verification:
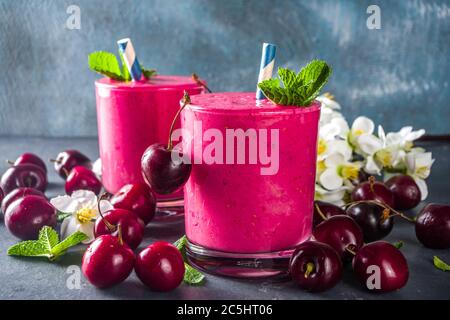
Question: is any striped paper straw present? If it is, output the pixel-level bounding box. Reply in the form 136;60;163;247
117;38;143;81
256;43;277;100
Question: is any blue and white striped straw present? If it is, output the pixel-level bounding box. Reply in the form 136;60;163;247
117;38;143;81
256;43;277;100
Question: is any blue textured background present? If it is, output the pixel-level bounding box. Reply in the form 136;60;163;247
0;0;449;137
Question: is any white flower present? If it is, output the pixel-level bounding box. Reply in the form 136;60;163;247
385;126;425;151
315;184;349;207
358;126;401;174
405;151;434;200
319;153;362;191
317;94;344;127
50;190;113;243
92;158;102;179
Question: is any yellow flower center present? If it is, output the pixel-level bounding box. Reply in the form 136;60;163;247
339;164;359;180
76;207;96;224
416;166;429;179
317;139;327;155
375;149;393;167
404;141;414;151
317;160;326;175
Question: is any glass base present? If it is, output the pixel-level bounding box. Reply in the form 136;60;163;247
186;240;293;278
154;197;185;221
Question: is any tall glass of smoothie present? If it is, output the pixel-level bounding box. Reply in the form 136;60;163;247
181;92;321;277
95;75;204;219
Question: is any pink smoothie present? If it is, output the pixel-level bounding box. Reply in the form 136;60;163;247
95;75;204;195
182;92;321;253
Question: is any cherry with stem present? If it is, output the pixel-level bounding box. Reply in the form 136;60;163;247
192;73;212;93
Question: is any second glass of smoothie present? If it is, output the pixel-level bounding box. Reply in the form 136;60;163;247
95;75;204;219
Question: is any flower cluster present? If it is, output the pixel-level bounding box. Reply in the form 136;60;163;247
315;93;434;206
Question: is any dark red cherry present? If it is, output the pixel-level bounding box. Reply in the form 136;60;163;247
346;202;393;242
135;242;185;292
141;143;191;195
10;153;47;173
415;203;450;249
385;175;421;210
289;241;342;292
65;166;102;195
1;187;46;214
353;241;409;292
313;200;346;227
351;177;395;208
0;187;3;207
313;215;364;261
82;234;135;288
94;209;144;250
0;164;47;194
110;183;156;225
52;150;91;179
4;195;56;240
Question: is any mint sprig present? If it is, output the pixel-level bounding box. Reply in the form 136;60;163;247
174;235;205;285
88;51;156;81
433;256;450;272
258;59;332;106
7;226;87;261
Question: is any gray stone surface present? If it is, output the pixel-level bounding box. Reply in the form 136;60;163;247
0;0;449;137
0;137;449;300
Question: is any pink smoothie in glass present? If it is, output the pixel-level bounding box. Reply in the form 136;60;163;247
182;92;321;253
95;75;204;195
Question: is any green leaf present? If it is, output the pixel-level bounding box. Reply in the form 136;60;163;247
174;235;188;261
433;256;450;272
51;231;88;258
88;51;124;81
298;59;332;105
6;227;87;261
393;241;404;249
57;211;72;222
173;235;206;285
7;241;51;258
141;67;157;80
257;59;331;107
38;226;59;252
184;263;205;285
119;50;131;81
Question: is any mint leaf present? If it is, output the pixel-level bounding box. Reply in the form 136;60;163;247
7;241;51;258
7;227;87;261
433;256;450;272
174;235;188;261
393;241;404;249
258;60;332;106
38;226;59;252
184;263;205;285
141;67;156;80
88;51;124;80
51;231;88;259
119;50;131;81
174;235;206;285
57;211;72;222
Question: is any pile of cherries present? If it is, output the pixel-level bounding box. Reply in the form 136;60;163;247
1;150;187;292
289;175;450;293
1;150;102;240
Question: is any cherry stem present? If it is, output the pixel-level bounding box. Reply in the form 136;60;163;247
117;223;124;246
345;246;357;256
167;91;191;151
314;203;328;222
344;199;415;223
49;158;61;164
368;176;376;193
97;192;116;233
304;262;315;279
62;167;70;178
192;73;212;93
6;160;14;166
